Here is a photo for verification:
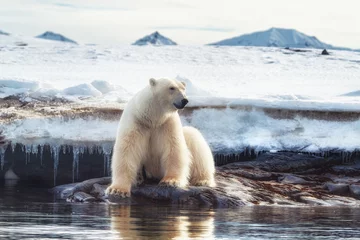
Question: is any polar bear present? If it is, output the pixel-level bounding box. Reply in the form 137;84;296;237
106;78;215;197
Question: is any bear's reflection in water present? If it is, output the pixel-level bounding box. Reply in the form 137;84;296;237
110;205;214;239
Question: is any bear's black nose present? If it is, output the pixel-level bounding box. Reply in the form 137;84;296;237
182;98;189;107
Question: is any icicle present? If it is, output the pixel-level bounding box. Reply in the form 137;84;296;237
11;142;15;153
33;145;38;155
52;145;60;186
88;145;94;155
40;145;44;165
26;145;32;164
103;153;106;176
79;146;84;154
72;146;80;183
102;143;112;176
98;146;103;154
0;147;5;171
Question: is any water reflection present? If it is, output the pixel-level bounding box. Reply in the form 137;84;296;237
109;205;214;239
1;182;360;239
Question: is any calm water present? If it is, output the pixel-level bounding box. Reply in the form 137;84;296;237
1;181;360;240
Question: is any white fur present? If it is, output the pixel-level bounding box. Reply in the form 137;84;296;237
183;126;216;187
106;78;215;197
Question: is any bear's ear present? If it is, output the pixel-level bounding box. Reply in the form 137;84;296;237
181;81;186;87
149;78;156;87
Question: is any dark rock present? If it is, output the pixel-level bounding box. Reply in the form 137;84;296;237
324;182;349;195
279;175;310;184
47;152;360;207
15;42;28;47
68;192;97;202
57;177;111;197
50;182;78;199
349;185;360;199
51;152;360;207
90;183;108;198
321;49;330;55
284;47;310;53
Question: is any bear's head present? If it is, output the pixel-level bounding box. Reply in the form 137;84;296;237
149;78;188;110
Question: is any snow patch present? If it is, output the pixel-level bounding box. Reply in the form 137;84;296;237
62;83;102;97
0;79;41;98
91;80;115;94
176;76;212;97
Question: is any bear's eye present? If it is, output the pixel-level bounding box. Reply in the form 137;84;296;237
169;87;175;91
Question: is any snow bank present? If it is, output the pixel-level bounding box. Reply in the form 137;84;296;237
91;80;115;94
181;108;360;152
3;117;119;143
176;76;212;97
63;83;102;97
0;79;42;98
2;108;359;152
0;79;133;103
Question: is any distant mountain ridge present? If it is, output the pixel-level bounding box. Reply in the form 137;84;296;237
36;31;77;44
133;31;177;46
210;28;350;50
0;30;10;36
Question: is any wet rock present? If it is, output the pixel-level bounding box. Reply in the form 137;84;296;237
50;182;78;199
51;152;360;207
349;185;360;199
331;162;360;175
90;183;108;198
68;192;97;202
230;152;344;173
324;182;349;195
279;175;310;184
299;196;331;206
53;177;111;197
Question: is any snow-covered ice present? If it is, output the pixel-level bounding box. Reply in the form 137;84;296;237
0;36;359;109
0;33;359;152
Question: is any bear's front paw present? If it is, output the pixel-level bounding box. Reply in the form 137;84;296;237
193;179;216;187
106;185;131;198
159;177;181;187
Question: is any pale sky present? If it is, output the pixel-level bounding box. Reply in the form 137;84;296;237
0;0;359;48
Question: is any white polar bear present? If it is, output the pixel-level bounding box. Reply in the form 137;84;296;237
106;78;215;197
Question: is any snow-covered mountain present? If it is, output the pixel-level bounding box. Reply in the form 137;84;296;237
0;30;9;35
36;31;77;44
133;31;177;46
210;28;350;50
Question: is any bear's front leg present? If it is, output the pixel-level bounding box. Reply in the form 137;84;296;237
159;149;190;187
159;125;191;188
106;129;149;198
